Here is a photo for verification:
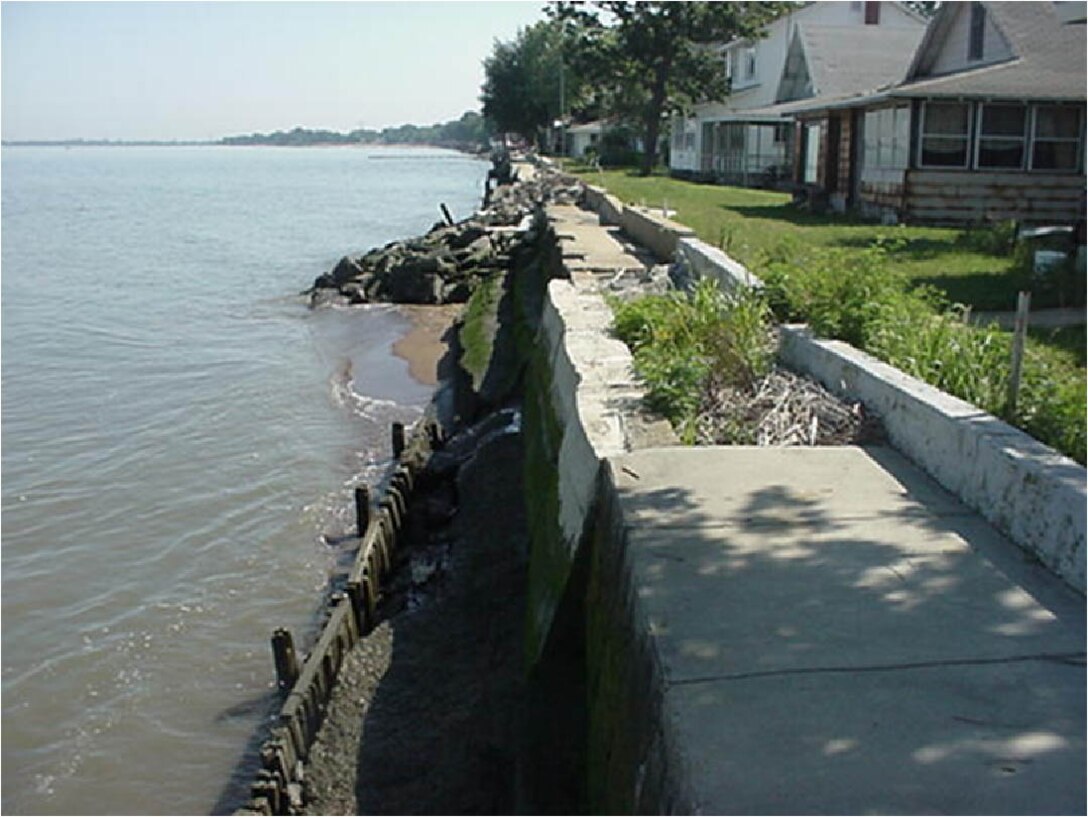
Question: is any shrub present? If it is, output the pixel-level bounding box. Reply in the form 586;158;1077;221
611;279;774;442
758;240;910;349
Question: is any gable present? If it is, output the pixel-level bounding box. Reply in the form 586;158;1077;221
776;29;813;102
912;2;1015;78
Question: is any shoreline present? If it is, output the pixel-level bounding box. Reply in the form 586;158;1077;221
392;304;462;386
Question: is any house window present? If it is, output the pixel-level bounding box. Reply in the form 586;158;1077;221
724;52;733;83
976;104;1026;169
919;101;971;167
864;2;880;25
969;3;986;61
1031;105;1083;171
744;47;757;80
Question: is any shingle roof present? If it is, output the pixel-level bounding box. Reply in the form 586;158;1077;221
895;2;1086;100
798;24;924;98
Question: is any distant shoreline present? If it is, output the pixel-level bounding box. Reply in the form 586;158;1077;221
2;140;487;152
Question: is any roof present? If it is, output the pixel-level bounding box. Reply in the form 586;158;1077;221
896;2;1086;100
567;121;605;134
796;24;924;98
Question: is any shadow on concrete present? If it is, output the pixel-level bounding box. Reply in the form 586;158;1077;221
606;445;1086;814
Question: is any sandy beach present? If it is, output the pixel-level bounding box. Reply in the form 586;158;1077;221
392;304;462;385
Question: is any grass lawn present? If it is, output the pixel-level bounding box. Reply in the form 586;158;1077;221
570;166;1070;312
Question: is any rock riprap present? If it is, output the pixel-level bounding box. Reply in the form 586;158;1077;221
307;154;582;307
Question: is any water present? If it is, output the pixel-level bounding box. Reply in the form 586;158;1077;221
1;145;488;815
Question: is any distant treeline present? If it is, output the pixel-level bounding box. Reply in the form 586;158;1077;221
221;110;490;150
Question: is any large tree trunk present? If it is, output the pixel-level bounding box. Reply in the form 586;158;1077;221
639;64;670;176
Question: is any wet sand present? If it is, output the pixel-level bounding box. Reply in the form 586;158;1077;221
392;305;463;386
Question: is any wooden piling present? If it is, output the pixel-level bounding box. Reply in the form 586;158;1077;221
440;202;455;226
392;422;405;459
271;628;300;692
354;484;370;538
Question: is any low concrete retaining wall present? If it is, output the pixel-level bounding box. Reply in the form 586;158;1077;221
778;327;1087;593
619;206;696;263
583;184;624;227
676;236;764;292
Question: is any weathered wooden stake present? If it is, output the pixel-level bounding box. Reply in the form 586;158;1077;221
1006;290;1031;417
271;628;300;692
392;422;405;459
354;484;370;538
440;203;455;226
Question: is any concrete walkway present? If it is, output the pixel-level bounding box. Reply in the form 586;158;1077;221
548;203;655;278
611;445;1086;815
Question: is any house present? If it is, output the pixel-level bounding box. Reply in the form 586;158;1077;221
669;1;925;185
566;121;604;158
789;1;1087;224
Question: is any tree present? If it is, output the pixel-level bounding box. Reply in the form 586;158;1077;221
481;19;588;148
551;2;788;175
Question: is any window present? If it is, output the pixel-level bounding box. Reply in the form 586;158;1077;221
969;3;986;61
919;101;971;167
1031;106;1083;171
744;47;757;80
976;104;1026;168
864;2;881;25
724;52;733;83
864;105;910;171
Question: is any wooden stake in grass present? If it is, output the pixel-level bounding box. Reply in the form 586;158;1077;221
1006;290;1031;418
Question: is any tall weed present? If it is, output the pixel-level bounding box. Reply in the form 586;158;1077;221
611;279;774;441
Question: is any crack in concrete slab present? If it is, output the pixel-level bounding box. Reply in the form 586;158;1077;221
668;652;1087;687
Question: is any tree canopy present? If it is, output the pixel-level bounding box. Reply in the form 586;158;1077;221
550;1;789;174
220;111;490;149
480;19;585;148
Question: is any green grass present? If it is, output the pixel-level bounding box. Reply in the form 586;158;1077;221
571;168;1061;312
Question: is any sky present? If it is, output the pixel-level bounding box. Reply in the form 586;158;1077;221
1;1;548;141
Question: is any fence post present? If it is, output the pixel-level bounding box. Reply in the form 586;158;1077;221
1006;290;1031;418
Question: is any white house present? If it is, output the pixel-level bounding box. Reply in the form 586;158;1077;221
566;121;604;158
669;1;925;185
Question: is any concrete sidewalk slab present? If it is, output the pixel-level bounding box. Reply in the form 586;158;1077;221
611;445;1085;815
547;204;653;274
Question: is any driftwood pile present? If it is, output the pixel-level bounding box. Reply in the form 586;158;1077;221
696;366;884;447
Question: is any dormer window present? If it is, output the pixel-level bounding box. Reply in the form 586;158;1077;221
744;47;757;80
969;3;986;61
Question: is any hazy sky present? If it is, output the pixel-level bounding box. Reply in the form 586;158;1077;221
1;1;548;141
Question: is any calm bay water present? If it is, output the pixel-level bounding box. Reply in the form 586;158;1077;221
1;145;488;814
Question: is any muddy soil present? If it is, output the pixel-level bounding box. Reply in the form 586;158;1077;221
301;409;528;815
